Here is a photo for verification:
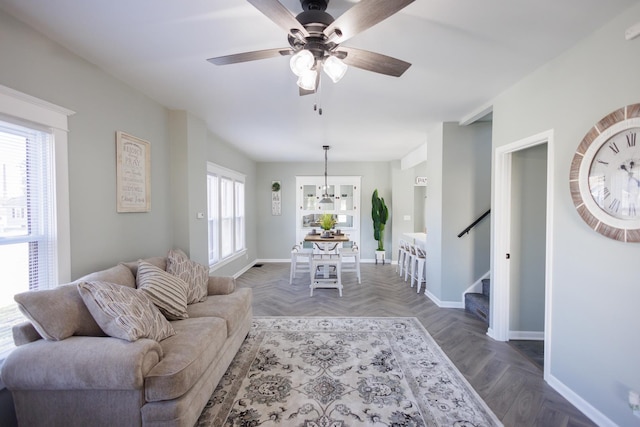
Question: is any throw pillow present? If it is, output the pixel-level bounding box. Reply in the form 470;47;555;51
136;260;189;320
166;248;209;303
14;284;105;341
77;281;175;342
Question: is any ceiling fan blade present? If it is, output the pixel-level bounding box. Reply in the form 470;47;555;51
324;0;415;44
248;0;309;38
207;48;292;65
338;47;411;77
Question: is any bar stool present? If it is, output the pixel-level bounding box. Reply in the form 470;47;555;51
290;243;313;284
408;245;426;293
397;239;410;277
339;242;361;284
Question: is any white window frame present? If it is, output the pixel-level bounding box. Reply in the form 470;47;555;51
207;162;245;271
0;85;73;377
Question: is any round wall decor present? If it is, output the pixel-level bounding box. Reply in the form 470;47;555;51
570;103;640;242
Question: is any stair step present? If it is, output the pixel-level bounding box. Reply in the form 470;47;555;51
482;278;490;297
464;292;489;325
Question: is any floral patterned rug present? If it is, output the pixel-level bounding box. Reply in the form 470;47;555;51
197;317;502;427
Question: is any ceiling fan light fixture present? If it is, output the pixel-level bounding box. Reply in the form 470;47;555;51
289;49;315;76
297;69;318;90
323;55;348;83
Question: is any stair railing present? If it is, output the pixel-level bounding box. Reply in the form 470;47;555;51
457;209;490;238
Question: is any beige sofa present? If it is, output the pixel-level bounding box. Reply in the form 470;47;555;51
1;255;253;427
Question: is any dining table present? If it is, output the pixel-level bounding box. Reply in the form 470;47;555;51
304;231;350;256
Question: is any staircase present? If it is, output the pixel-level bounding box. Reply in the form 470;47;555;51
464;278;490;325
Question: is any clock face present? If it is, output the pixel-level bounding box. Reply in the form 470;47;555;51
588;127;640;219
570;103;640;242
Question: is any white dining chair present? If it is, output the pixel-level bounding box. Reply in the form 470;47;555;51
339;242;361;284
310;256;342;296
290;243;313;284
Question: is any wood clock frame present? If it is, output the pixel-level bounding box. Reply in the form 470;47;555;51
570;103;640;242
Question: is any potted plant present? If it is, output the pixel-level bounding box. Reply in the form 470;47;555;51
371;189;388;264
318;213;336;237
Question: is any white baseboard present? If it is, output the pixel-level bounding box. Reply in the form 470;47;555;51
546;373;617;427
509;331;544;340
424;289;464;309
462;271;491;296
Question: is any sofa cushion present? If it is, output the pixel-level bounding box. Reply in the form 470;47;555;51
136;261;189;320
15;284;105;341
186;288;252;337
76;263;137;288
121;256;167;277
166;248;208;304
77;281;175;342
144;317;227;402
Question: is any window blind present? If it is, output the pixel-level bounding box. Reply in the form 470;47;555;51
0;119;56;357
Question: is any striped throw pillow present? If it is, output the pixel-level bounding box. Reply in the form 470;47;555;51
136;261;189;320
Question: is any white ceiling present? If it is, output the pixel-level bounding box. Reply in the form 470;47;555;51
1;0;638;162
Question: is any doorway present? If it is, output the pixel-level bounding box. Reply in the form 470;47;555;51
491;130;554;381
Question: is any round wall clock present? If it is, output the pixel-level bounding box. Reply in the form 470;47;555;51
570;103;640;242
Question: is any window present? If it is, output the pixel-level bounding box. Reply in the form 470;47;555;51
0;120;56;357
0;85;72;366
207;163;245;268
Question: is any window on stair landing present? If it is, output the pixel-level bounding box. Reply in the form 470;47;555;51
207;163;246;269
0;120;57;358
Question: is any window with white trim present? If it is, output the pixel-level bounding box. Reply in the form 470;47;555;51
0;119;57;357
207;163;245;267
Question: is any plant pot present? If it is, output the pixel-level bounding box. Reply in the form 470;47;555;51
375;250;386;265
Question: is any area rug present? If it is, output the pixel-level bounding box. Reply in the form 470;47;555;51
196;317;502;426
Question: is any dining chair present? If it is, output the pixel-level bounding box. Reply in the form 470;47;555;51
290;243;313;284
339;242;361;284
310;256;342;296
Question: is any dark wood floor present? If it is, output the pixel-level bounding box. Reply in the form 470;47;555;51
236;262;596;427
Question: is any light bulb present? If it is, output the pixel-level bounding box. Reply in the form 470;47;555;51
323;56;347;83
297;69;317;91
289;50;314;77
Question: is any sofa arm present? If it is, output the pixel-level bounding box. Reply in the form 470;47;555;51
207;276;236;295
2;336;162;391
13;321;42;346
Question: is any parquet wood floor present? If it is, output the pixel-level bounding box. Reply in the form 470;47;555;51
236;262;596;427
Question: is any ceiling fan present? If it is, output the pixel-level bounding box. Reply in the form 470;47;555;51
207;0;415;95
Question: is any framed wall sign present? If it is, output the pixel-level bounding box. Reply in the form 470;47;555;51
116;131;151;213
271;181;281;215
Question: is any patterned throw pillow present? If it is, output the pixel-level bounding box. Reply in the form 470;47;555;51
77;281;175;342
136;261;190;320
166;249;209;304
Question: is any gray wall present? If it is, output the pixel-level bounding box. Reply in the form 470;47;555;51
510;144;547;333
391;160;426;261
492;3;640;424
426;122;491;303
0;9;174;278
256;161;392;261
440;122;492;301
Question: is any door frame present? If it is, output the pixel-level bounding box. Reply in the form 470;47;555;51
489;129;554;381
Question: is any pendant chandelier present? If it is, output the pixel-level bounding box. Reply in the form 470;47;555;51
319;145;333;204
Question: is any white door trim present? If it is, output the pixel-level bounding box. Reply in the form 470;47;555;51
489;129;554;382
